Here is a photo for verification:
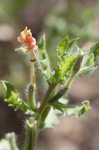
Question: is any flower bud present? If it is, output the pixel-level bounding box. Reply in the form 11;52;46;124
17;27;38;52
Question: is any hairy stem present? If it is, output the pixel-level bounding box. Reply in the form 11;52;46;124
35;83;57;123
38;84;56;112
28;63;36;110
24;121;38;150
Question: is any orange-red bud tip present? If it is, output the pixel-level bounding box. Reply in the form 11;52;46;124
17;27;37;51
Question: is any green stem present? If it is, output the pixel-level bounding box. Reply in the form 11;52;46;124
37;83;57;118
49;73;75;103
37;62;78;120
24;120;38;150
28;63;36;110
28;84;36;110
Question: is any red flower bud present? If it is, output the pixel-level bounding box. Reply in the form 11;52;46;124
17;27;38;51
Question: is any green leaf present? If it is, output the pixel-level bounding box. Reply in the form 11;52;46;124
80;100;90;114
1;80;15;98
58;97;68;104
40;106;59;129
77;53;96;77
90;41;99;66
86;53;94;66
38;34;51;81
49;97;68;114
38;34;46;54
56;55;77;82
57;36;69;59
52;37;81;84
72;55;83;74
65;100;90;117
91;41;99;56
81;53;94;67
57;37;79;61
44;107;59;128
60;56;77;73
52;102;66;113
68;37;79;49
0;81;33;114
77;66;96;77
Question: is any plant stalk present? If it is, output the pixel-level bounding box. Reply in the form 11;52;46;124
24;120;38;150
28;63;36;110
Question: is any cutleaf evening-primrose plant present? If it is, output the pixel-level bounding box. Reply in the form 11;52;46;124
0;27;99;150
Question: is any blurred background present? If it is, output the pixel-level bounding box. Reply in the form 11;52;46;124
0;0;99;150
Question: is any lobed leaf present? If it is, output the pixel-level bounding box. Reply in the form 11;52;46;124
64;100;90;117
50;98;90;117
55;55;77;83
57;36;69;59
0;81;33;114
51;36;81;84
76;50;97;77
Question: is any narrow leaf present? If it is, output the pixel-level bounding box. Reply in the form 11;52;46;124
38;34;51;80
